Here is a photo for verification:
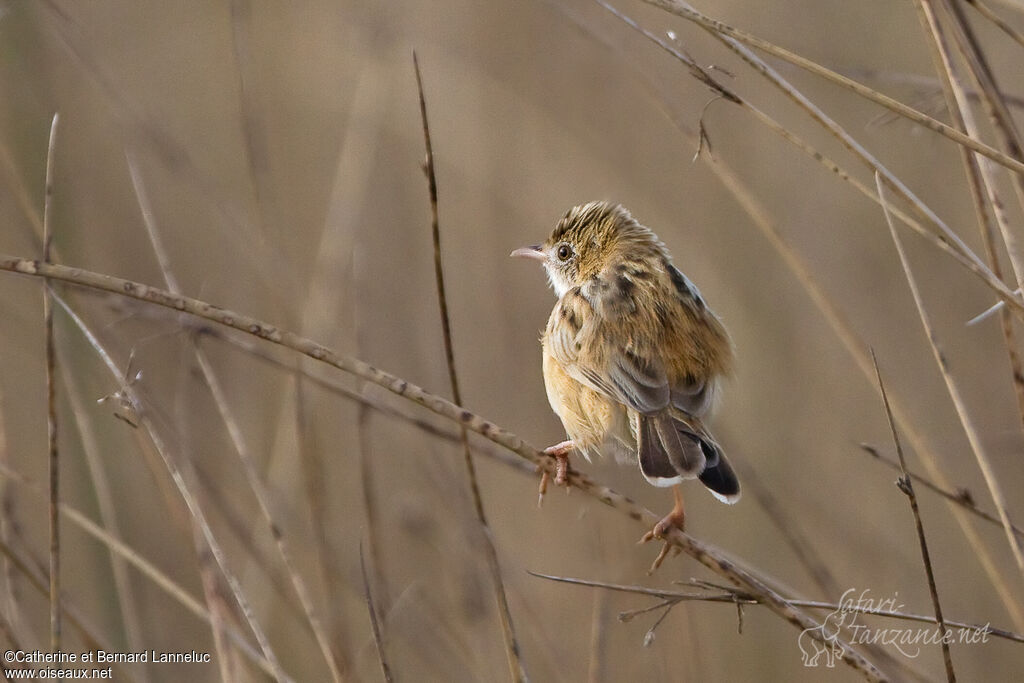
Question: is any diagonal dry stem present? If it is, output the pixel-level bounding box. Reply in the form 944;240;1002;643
966;0;1024;48
587;587;609;683
193;528;240;683
360;541;393;683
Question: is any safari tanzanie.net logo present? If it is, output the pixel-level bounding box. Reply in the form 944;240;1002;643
798;588;991;668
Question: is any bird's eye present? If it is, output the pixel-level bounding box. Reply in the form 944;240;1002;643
556;244;573;261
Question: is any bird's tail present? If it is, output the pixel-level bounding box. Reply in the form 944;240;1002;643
637;412;740;503
697;439;741;504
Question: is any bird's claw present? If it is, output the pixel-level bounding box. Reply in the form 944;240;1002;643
537;442;573;508
638;511;685;574
537;468;549;508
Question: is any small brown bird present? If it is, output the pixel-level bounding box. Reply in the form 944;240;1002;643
512;201;739;568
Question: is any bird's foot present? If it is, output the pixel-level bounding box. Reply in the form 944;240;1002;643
537;440;574;507
638;507;685;574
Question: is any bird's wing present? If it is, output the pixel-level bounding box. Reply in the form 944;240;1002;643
547;288;670;414
669;375;716;417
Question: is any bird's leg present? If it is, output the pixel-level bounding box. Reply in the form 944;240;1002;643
639;485;685;573
537;440;574;507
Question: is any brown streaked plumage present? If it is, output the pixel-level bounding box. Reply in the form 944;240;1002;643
512;201;739;570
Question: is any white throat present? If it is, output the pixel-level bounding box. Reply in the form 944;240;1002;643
544;264;572;298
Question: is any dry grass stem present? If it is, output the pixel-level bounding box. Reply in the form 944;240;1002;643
228;0;273;240
414;51;529;683
845;69;1024;110
296;371;353;628
41;111;61;652
360;542;393;683
966;0;1024;48
188;461;311;625
297;269;355;647
0;257;890;681
171;320;534;477
875;173;1024;575
586;589;608;683
194;532;240;683
355;395;389;611
870;350;956;682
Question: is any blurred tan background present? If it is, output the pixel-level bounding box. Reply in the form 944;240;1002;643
1;0;1023;681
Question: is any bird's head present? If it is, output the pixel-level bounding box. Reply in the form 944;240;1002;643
511;201;665;297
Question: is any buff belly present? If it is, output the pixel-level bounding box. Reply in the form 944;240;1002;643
542;350;633;459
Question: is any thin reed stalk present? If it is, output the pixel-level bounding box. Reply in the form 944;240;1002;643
360;542;393;683
414;52;529;683
42;112;60;652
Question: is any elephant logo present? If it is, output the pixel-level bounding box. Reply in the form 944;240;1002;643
798;608;847;668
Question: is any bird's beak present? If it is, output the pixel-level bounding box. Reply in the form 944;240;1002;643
510;245;545;261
